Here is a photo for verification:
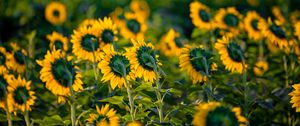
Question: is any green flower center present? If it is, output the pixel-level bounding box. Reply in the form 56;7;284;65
54;40;63;50
51;59;76;87
137;46;157;71
126;19;141;34
206;106;239;126
109;54;131;77
189;48;213;76
251;19;259;30
0;52;6;65
224;14;239;27
199;9;210;22
270;23;286;39
227;42;244;62
101;29;115;43
81;34;100;52
0;76;7;101
53;10;60;17
14;50;26;64
13;86;30;105
174;37;184;48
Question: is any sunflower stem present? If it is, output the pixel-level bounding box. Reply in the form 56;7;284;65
118;62;135;121
148;55;164;123
4;89;12;126
283;55;289;87
242;59;249;118
258;39;264;59
65;67;76;126
91;45;99;83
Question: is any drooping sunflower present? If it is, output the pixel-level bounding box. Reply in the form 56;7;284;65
45;1;67;25
71;25;102;62
179;45;217;84
190;1;214;30
294;22;300;40
0;47;10;68
78;19;98;29
94;17;118;46
272;6;285;25
130;0;150;20
125;39;162;83
244;11;266;41
159;28;186;57
6;43;27;74
120;12;147;40
215;35;247;73
36;49;83;98
192;102;248;126
214;7;243;36
7;75;36;112
260;18;289;49
253;60;268;76
86;104;120;126
289;83;300;112
98;44;136;89
0;66;13;112
46;31;68;51
290;11;300;24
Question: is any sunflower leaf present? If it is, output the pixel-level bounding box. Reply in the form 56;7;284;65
99;96;124;105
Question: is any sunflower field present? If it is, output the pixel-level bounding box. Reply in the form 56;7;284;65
1;0;300;125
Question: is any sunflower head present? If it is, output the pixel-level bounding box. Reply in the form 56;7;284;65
215;7;243;36
120;13;147;40
95;17;118;45
86;104;120;126
78;19;98;29
253;60;268;76
6;43;28;73
126;121;143;126
37;49;83;98
271;6;285;25
0;67;12;111
290;11;300;24
0;47;9;67
193;102;248;126
215;35;247;73
47;31;68;51
190;1;214;30
125;39;161;83
7;75;36;112
179;45;217;84
130;0;150;19
289;84;300;112
244;11;266;41
45;1;67;25
99;44;136;89
159;29;186;57
110;7;125;25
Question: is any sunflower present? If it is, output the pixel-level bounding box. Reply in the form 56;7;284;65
110;7;125;26
290;11;300;24
126;121;143;126
36;49;83;98
125;39;162;83
78;19;98;29
179;45;217;84
45;1;67;25
94;17;118;45
272;6;285;25
98;44;136;89
6;43;27;74
192;102;248;126
71;25;102;62
260;18;289;49
0;47;10;68
120;12;147;40
0;66;13;112
86;104;120;126
214;7;243;36
130;0;150;20
289;83;300;112
159;28;186;57
190;1;214;30
244;11;266;41
7;75;36;112
253;60;268;76
46;31;68;51
294;22;300;40
215;35;247;73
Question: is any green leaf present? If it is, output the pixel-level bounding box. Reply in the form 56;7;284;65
34;115;66;126
134;82;154;92
99;96;124;105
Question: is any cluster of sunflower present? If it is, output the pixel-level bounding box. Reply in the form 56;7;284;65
2;0;300;125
